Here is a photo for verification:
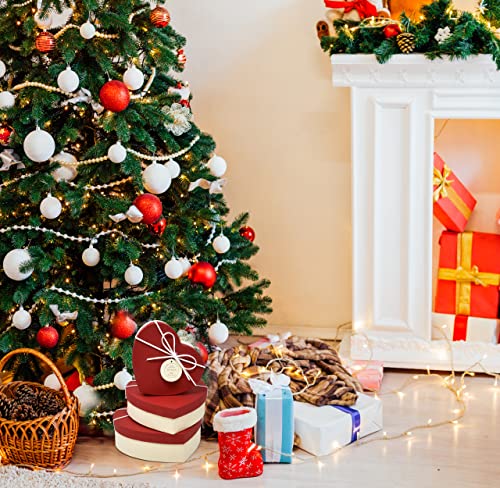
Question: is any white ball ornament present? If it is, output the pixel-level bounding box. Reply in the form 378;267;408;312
125;263;143;286
179;257;192;275
0;91;15;109
165;258;183;279
0;61;6;78
52;152;78;182
208;320;229;345
74;383;99;416
212;234;231;254
40;193;62;219
44;373;62;390
57;66;79;93
80;21;96;39
23;127;56;162
208;155;227;177
3;249;33;281
82;245;100;267
123;65;144;91
114;369;133;390
143;161;171;195
34;11;53;29
165;159;181;178
12;305;31;330
108;141;127;163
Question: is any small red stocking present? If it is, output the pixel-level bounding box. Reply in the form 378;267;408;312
213;407;264;480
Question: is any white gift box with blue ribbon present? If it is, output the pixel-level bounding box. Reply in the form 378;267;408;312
294;393;382;457
250;378;294;463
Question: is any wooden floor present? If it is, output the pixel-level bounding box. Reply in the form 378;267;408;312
66;371;500;487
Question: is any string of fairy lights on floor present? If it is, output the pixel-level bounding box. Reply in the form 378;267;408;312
11;322;497;480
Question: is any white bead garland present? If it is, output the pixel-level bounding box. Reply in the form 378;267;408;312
49;285;155;304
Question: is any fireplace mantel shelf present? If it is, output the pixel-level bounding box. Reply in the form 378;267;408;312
335;53;500;372
331;54;500;88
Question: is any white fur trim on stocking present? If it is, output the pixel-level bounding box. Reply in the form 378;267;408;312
213;407;257;433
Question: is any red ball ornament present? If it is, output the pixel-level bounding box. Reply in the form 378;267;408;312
111;310;137;339
35;31;56;53
36;326;59;348
0;126;12;145
99;80;130;113
383;24;402;38
239;226;255;242
177;49;187;66
148;216;166;236
188;262;217;289
133;193;163;225
150;6;171;28
195;341;209;364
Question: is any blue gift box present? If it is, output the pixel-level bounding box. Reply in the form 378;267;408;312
255;387;294;463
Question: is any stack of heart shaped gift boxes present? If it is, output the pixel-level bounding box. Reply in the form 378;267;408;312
113;321;207;462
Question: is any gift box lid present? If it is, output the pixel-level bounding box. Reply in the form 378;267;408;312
126;380;207;417
113;408;201;444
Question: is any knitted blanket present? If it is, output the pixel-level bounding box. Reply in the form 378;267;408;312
204;336;361;428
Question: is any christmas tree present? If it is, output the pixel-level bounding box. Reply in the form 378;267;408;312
0;0;271;425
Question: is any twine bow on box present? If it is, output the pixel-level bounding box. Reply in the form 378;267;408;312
135;321;204;387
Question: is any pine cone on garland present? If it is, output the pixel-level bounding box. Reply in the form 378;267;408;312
36;389;65;416
0;392;14;419
397;32;416;54
14;384;38;405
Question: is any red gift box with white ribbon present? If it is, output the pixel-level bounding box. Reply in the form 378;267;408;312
432;312;500;343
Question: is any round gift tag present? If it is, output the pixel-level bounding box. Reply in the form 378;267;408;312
160;359;183;382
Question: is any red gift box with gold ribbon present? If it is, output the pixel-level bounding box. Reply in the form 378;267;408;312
435;231;500;319
433;153;477;232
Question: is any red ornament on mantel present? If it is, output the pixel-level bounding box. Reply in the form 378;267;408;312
383;24;402;38
35;31;56;52
133;193;163;225
148;216;167;236
111;310;137;339
150;6;171;28
239;226;255;242
36;326;59;348
188;262;217;289
99;80;130;112
0;126;12;145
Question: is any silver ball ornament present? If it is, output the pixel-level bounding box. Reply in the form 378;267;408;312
57;66;80;92
74;383;99;416
208;155;227;177
0;91;15;109
3;249;33;281
52;152;78;182
165;258;183;279
179;257;192;275
12;305;31;330
108;141;127;163
143;161;171;195
44;373;62;390
125;263;143;286
80;21;96;39
212;234;231;254
114;369;133;390
23;127;56;162
82;245;100;267
40;193;62;219
165;159;181;178
208;320;229;345
123;65;144;91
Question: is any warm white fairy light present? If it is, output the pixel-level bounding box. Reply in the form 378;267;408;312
173;470;180;480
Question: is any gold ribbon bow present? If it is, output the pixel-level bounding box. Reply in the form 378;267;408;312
438;232;500;315
433;164;472;220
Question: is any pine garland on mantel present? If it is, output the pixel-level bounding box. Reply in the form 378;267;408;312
321;0;500;69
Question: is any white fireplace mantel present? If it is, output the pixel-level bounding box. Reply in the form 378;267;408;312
334;54;500;372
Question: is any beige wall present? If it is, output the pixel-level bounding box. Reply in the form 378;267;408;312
168;1;499;336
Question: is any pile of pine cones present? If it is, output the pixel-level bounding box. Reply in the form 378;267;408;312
0;385;66;421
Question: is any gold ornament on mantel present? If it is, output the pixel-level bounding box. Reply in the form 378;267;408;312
397;32;416;53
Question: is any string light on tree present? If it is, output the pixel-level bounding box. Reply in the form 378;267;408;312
3;248;33;281
123;65;144;91
40;193;62;219
12;305;31;330
124;263;143;286
36;325;59;349
82;245;100;267
111;310;137;339
165;258;183;279
57;66;80;93
108;141;127;163
35;31;56;52
23;127;56;162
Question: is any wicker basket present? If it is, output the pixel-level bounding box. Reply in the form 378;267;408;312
0;348;80;469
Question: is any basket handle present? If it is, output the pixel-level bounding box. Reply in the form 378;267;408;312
0;348;72;406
